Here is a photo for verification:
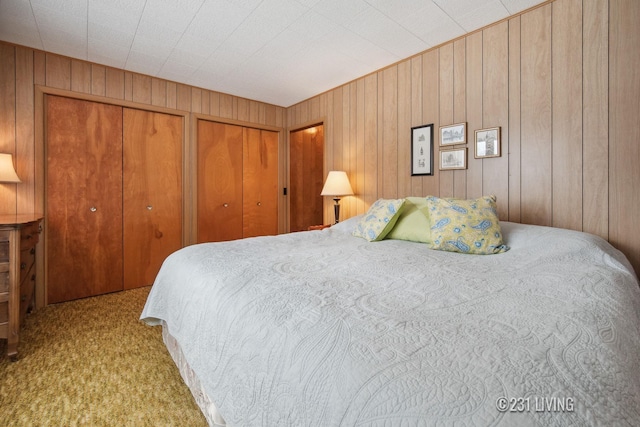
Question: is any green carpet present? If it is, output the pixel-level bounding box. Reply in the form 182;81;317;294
0;287;207;426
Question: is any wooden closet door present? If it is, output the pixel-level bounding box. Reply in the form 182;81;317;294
46;96;123;303
197;121;243;242
123;108;183;289
243;128;279;238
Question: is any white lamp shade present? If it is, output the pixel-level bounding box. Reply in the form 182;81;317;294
0;153;21;183
320;171;353;196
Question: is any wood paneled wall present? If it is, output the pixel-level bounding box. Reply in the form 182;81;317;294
0;42;286;221
287;0;640;275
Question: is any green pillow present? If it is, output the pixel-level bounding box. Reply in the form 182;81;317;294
385;197;431;243
352;198;405;242
426;195;509;254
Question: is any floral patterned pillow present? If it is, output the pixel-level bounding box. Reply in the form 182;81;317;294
353;198;406;242
426;195;509;254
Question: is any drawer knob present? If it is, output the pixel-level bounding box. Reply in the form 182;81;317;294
90;207;97;212
223;203;229;208
257;202;261;206
147;205;153;210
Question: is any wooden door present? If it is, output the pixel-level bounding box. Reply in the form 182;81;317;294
123;108;183;289
243;128;279;238
197;121;243;242
46;96;123;303
289;125;324;231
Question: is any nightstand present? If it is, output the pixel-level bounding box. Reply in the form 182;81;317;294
0;214;43;360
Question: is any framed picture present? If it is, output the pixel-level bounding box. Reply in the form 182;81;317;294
474;127;501;158
440;148;467;170
439;122;466;146
411;124;434;176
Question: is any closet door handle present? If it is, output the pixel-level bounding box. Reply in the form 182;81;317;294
146;205;153;210
90;207;97;212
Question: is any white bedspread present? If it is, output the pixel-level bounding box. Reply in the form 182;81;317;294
141;219;640;426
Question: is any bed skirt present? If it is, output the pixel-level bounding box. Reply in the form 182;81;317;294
161;321;226;427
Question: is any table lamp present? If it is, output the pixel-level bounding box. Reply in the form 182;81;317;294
320;171;353;224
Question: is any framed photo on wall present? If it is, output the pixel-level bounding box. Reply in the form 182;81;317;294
474;127;501;158
439;148;467;170
411;124;434;176
439;122;466;146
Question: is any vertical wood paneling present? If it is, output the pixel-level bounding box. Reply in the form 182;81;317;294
71;60;91;94
34;51;45;86
397;60;411;198
348;82;357;217
439;43;455;197
201;91;210;116
124;72;133;101
0;44;16;214
483;21;509;219
219;93;233;118
105;68;124;99
364;74;378;207
176;83;191;111
422;50;439;196
466;32;483;199
45;54;71;90
237;97;248;121
332;87;343;172
508;16;522;222
151;78;167;107
356;78;366;214
453;39;467;199
552;0;583;231
91;64;106;97
16;46;35;213
610;0;640;275
582;0;608;239
191;88;202;113
377;71;384;200
410;56;423;196
209;91;220;116
166;81;177;109
132;74;152;105
520;4;552;226
382;66;398;199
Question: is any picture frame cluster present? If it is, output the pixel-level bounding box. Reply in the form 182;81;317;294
411;123;502;173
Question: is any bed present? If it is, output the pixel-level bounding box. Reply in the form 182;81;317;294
141;205;640;426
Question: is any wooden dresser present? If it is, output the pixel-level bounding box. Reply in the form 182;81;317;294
0;214;43;360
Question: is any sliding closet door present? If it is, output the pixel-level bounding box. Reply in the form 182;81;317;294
243;128;279;238
123;108;183;289
197;121;243;242
46;96;123;303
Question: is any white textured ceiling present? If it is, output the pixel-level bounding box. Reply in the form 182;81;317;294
0;0;545;107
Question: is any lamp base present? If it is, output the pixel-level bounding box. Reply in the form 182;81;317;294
333;198;341;224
